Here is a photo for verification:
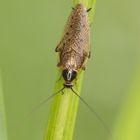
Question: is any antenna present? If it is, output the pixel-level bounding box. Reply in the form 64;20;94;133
18;86;65;125
17;86;112;138
71;88;112;137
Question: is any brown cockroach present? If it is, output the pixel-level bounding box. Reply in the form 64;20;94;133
55;3;91;89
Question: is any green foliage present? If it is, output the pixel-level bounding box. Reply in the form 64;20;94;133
45;1;96;140
45;72;84;140
0;0;139;140
112;64;140;140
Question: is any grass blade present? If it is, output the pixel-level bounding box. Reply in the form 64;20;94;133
0;70;8;140
45;0;96;140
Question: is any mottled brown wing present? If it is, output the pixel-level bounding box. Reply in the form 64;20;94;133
55;9;75;52
68;5;90;58
56;4;90;70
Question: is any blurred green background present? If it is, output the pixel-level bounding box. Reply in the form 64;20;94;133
0;0;140;140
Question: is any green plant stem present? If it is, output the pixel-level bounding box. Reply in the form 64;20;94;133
45;1;96;140
0;71;8;140
45;71;84;140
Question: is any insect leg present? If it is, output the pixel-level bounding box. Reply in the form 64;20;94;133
87;8;92;13
55;41;63;52
55;46;62;52
81;52;89;70
81;65;86;70
61;90;65;95
88;51;91;58
72;7;75;10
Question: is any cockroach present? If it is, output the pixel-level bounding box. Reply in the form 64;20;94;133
22;4;111;137
55;3;91;89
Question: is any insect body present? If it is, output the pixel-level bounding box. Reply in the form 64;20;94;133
55;4;91;88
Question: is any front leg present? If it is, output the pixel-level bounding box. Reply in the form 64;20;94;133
81;52;89;70
55;41;63;52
